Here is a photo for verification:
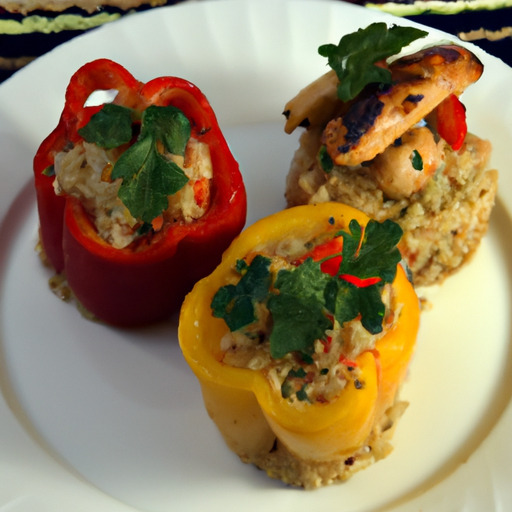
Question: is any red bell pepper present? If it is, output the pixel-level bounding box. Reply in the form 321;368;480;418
436;93;467;151
34;58;247;327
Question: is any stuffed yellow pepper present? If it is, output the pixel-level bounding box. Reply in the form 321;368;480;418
178;203;420;488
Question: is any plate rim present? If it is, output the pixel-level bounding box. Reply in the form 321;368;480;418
1;1;512;510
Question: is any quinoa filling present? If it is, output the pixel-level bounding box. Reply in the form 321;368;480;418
212;222;403;407
52;136;212;249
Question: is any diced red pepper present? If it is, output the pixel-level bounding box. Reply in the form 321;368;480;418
436;93;467;151
193;177;210;210
321;254;343;277
294;236;343;276
151;215;164;232
33;59;247;327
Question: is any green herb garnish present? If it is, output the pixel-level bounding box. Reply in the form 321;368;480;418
78;103;191;224
78;103;134;149
281;368;310;401
337;219;403;284
211;254;272;332
42;165;55;177
211;218;403;359
323;219;402;334
318;22;428;102
267;258;332;358
411;149;424;171
318;145;334;173
296;384;310;402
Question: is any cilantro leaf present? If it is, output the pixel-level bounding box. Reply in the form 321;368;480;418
78;103;134;149
211;255;272;332
318;23;428;102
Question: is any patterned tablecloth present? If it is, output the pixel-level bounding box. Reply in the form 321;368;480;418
0;0;510;82
362;0;512;67
0;0;189;81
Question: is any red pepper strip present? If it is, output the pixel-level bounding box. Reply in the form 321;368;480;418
436;93;467;151
294;236;382;286
294;236;343;276
321;336;333;353
339;274;382;287
34;59;247;327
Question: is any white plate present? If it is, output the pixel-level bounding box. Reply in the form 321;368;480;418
1;0;512;510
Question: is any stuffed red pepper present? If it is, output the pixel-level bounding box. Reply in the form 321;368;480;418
34;58;247;326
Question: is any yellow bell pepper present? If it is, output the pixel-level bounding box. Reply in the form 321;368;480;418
178;203;420;483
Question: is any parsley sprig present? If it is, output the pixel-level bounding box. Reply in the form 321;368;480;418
78;103;190;224
211;218;403;359
318;22;428;102
211;256;272;332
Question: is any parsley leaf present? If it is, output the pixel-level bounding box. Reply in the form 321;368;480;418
338;219;403;284
267;259;332;358
78;103;134;150
323;219;401;333
267;292;331;359
330;281;385;334
273;258;331;305
325;279;358;326
110;105;191;223
79;103;192;223
211;218;403;358
318;23;428;102
112;137;189;223
211;255;272;332
357;284;386;333
140;105;190;156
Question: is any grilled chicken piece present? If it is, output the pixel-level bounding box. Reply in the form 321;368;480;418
322;45;483;166
283;70;340;134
